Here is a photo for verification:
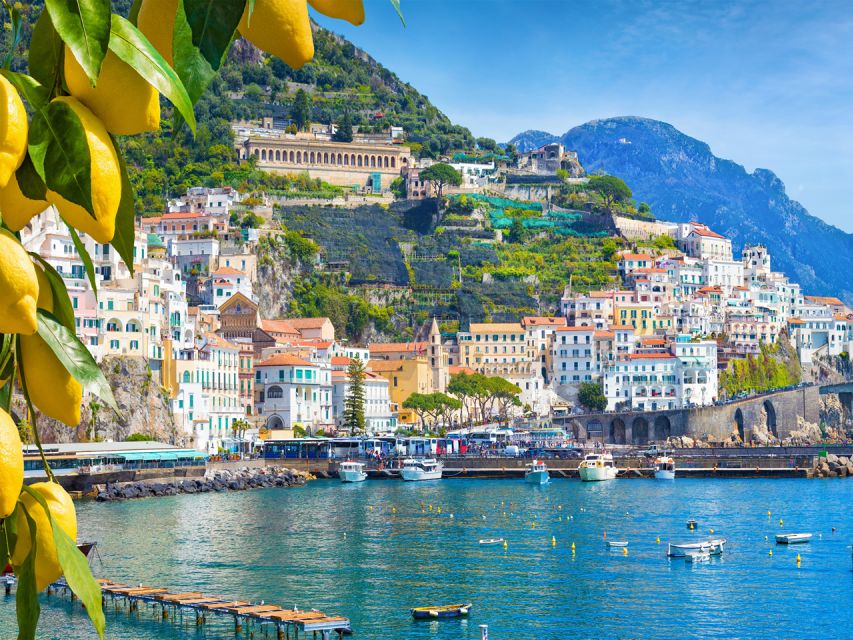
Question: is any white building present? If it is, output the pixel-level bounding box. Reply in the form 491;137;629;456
331;369;395;434
254;354;334;433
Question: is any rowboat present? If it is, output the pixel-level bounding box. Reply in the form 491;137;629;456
411;603;472;619
606;540;628;548
479;538;505;545
685;549;711;563
775;533;812;544
667;539;726;557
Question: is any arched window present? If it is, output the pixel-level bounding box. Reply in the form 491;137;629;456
383;156;389;168
253;148;259;158
182;371;191;383
275;150;280;161
357;155;363;167
337;153;343;164
370;156;376;167
391;157;396;168
267;385;284;399
261;149;267;160
296;151;302;164
309;152;315;164
344;154;349;166
323;152;329;164
289;150;295;162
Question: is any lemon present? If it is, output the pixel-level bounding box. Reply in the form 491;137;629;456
35;263;53;312
137;0;178;65
19;330;83;427
0;228;39;335
45;97;121;244
0;172;49;232
0;74;28;189
308;0;364;25
65;47;160;136
0;409;24;519
12;482;77;591
239;0;313;69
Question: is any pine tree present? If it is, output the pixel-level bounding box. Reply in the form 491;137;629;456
333;110;354;142
343;357;367;434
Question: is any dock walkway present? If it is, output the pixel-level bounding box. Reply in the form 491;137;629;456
48;578;351;639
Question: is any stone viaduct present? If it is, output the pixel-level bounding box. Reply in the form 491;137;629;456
553;385;822;445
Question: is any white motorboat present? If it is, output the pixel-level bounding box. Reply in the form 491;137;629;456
667;539;726;557
525;460;550;485
606;540;628;548
400;458;443;481
654;456;676;480
775;533;812;544
338;461;367;483
578;452;618;482
479;538;505;545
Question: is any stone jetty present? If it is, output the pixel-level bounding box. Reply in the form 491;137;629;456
95;466;308;501
813;454;853;478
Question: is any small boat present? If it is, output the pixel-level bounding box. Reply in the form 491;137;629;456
479;538;505;545
578;453;617;482
654;456;676;480
400;458;443;481
411;603;472;619
685;549;711;563
667;539;726;557
776;533;812;544
338;461;367;483
525;460;550;485
606;540;629;548
686;519;698;529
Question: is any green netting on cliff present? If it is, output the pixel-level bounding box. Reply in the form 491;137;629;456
547;211;582;221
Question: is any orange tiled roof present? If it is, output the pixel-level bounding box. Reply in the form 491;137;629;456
805;295;844;306
212;266;244;277
331;356;353;365
260;319;299;335
689;224;725;239
556;326;596;332
287;317;331;329
522;316;567;327
369;341;427;354
257;354;314;367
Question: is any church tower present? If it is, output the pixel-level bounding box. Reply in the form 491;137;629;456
428;317;448;392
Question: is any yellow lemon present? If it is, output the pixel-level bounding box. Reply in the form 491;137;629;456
12;482;77;591
239;0;314;69
0;409;24;519
19;330;83;427
35;264;54;312
0;74;28;188
64;47;160;135
0;228;39;335
0;172;49;232
308;0;364;25
45;97;121;244
137;0;179;65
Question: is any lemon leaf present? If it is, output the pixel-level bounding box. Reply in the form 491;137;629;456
44;0;111;85
172;0;216;109
110;137;136;277
53;520;105;638
31;254;77;333
183;0;245;70
389;0;405;26
13;504;40;640
64;223;98;301
15;154;47;201
0;70;50;111
36;310;120;415
29;10;64;91
129;0;142;25
108;14;197;133
28;99;95;219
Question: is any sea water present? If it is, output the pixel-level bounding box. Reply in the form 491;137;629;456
2;478;851;639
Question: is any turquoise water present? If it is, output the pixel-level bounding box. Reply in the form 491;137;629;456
2;478;852;639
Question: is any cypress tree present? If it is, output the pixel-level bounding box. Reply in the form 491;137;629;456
343;357;366;434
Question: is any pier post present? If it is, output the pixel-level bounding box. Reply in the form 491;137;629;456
235;616;243;633
196;613;204;626
277;626;284;640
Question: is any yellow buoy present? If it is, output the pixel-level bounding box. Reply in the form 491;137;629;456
531;522;536;529
551;536;556;547
429;505;433;511
392;507;396;514
622;547;628;556
769;549;773;556
709;529;714;534
437;507;441;514
767;510;771;517
558;505;562;510
656;536;660;544
571;542;576;551
779;518;783;526
503;540;508;549
369;506;373;512
796;554;801;564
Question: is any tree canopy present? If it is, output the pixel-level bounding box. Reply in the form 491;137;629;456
419;163;463;201
577;381;607;412
588;175;632;209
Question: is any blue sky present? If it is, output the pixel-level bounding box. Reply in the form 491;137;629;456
313;0;853;232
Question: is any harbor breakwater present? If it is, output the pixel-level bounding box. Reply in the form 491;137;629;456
813;454;853;478
94;466;308;502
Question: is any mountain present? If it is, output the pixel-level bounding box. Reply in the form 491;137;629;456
507;129;557;153
512;117;853;304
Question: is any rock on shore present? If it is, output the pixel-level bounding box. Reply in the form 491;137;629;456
813;454;853;479
95;466;308;501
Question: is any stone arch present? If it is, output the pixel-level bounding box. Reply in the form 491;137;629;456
609;418;626;445
391;157;396;168
632;416;649;445
106;318;123;332
383;156;389;168
337;153;343;164
370;155;376;167
323;152;329;164
653;415;671;441
125;320;141;333
289;150;295;162
260;149;267;161
253;148;259;158
763;400;777;437
274;150;280;161
296;151;302;164
267;385;284;399
267;415;284;429
350;153;356;165
357;155;363;167
344;154;349;166
734;408;744;442
309;151;315;164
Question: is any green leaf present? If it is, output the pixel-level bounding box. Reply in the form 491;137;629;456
109;136;136;277
37;310;119;413
128;0;142;24
53;518;105;638
44;0;111;84
28;99;95;218
64;224;98;300
0;504;18;568
389;0;406;26
183;0;244;69
14;505;40;640
0;70;50;111
108;14;196;133
172;0;216;108
30;254;77;333
15;155;48;201
29;10;64;90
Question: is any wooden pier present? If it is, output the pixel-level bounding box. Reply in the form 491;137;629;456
46;578;351;639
